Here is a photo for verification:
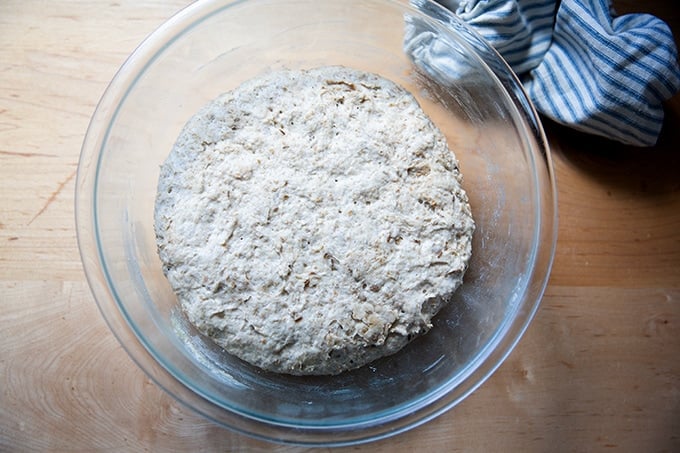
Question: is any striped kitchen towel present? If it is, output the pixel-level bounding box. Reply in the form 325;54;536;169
411;0;680;146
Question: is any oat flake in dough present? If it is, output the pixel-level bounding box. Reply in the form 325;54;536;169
154;66;475;375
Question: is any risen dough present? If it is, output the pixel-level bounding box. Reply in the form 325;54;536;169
154;66;474;375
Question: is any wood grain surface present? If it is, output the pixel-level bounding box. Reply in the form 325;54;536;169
1;1;679;451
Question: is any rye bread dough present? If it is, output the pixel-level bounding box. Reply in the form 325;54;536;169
154;66;474;375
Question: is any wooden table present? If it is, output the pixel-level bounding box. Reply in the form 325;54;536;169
2;1;678;451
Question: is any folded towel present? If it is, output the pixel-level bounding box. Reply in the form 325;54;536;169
409;0;680;146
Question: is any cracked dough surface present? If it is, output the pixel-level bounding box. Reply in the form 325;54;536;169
154;66;474;375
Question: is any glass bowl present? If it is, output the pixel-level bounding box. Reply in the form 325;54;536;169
76;0;557;446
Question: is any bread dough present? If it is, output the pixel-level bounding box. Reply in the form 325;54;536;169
154;66;474;375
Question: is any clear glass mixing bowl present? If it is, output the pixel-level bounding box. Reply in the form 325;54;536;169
76;0;557;446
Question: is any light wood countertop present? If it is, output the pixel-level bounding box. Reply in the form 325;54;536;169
1;1;679;451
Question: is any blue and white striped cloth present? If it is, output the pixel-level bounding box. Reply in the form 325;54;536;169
413;0;680;146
